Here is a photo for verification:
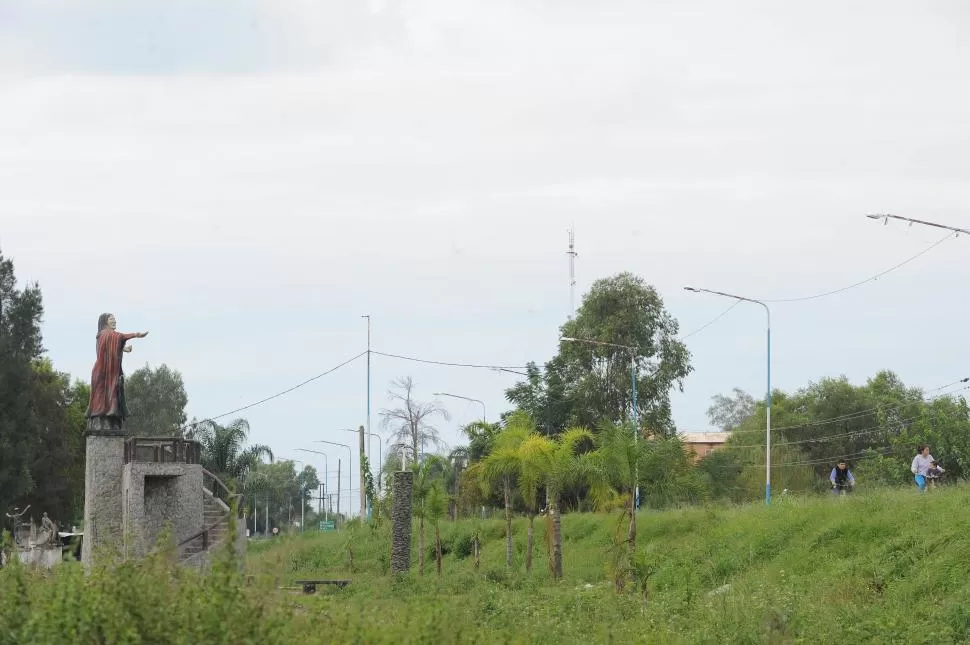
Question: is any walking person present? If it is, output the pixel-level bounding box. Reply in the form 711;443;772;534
911;445;935;492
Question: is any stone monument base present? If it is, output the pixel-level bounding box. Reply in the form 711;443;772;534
80;417;126;568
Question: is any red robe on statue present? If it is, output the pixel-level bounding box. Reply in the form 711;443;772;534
86;329;139;419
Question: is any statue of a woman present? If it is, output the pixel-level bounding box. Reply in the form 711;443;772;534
86;313;148;430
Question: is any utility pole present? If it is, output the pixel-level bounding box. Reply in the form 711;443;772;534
359;425;366;519
867;213;970;236
361;315;372;465
567;227;578;320
336;458;341;523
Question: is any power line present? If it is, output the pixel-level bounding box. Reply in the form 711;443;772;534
681;301;741;339
767;446;896;468
762;233;954;303
728;417;917;449
181;351;367;432
680;231;955;340
371;350;530;371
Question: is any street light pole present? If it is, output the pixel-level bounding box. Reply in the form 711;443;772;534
295;448;328;518
316;439;353;520
866;213;970;236
559;336;640;510
362;315;372;464
433;392;486;423
684;286;772;504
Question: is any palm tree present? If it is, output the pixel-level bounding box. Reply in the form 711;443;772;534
479;414;532;569
446;447;470;520
426;480;448;577
516;434;552;574
537;427;599;581
412;455;448;576
592;422;643;557
191;418;273;492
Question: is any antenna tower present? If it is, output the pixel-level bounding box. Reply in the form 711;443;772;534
567;227;577;319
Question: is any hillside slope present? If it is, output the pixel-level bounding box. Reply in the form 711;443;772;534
249;486;970;644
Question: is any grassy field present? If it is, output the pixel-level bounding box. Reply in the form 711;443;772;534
4;486;970;643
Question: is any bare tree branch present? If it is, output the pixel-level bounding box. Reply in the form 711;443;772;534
379;376;451;463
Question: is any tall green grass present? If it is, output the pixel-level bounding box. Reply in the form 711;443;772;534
3;486;970;643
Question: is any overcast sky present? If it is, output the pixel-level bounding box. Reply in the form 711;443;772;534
3;0;970;504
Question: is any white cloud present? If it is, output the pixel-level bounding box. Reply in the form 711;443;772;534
2;0;970;463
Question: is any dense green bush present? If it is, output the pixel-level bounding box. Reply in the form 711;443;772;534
0;541;292;645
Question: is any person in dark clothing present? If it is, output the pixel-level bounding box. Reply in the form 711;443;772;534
830;460;855;494
926;461;945;488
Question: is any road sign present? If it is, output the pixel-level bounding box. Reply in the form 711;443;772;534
319;520;336;532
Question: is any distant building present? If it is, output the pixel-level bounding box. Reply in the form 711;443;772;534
680;432;730;463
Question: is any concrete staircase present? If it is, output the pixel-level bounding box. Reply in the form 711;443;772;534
179;487;232;567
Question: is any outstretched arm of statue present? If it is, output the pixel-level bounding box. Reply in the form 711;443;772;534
120;331;149;341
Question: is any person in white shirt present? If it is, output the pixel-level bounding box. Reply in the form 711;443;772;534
911;445;935;492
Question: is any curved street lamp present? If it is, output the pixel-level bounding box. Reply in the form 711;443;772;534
684;285;772;505
433;392;486;424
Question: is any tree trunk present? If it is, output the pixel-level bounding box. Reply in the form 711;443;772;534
503;476;513;569
545;485;554;577
453;476;460;522
435;524;442;577
419;515;425;576
411;424;419;465
526;514;535;574
551;499;563;580
473;535;480;571
390;471;413;574
628;486;637;556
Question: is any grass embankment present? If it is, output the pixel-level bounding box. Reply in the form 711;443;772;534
251;487;970;644
3;487;970;643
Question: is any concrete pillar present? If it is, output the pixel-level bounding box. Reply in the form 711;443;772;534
390;470;413;575
81;423;125;568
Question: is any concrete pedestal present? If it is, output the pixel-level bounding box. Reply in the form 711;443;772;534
81;428;125;568
390;471;414;574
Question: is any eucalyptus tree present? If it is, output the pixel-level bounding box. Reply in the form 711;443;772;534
506;273;692;436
